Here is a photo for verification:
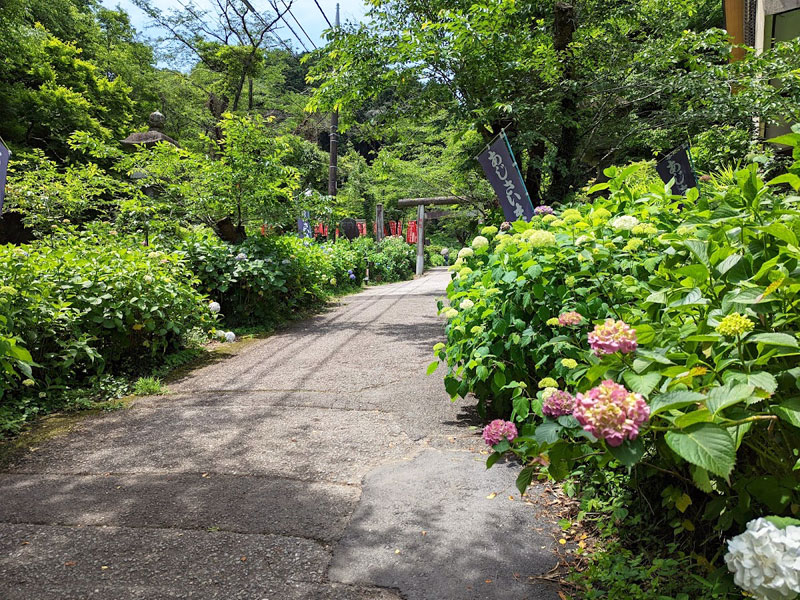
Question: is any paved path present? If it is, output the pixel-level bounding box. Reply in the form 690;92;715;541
0;269;560;600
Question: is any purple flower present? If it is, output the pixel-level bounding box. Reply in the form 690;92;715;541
588;319;638;356
349;273;356;281
534;205;555;216
558;311;583;326
573;380;650;447
482;419;518;446
542;390;575;418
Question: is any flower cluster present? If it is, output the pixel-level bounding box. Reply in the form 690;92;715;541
558;311;583;326
457;247;474;259
538;377;558;388
546;317;560;326
623;238;644;252
541;214;557;224
725;518;800;600
481;226;498;236
208;301;221;313
235;252;247;261
527;229;556;248
482;419;518;446
217;330;236;343
348;269;356;281
472;235;489;250
534;205;554;216
561;208;582;224
561;358;578;369
442;307;458;319
611;215;640;231
716;313;755;337
460;299;474;310
632;223;658;236
588;319;637;356
573;380;650;446
542;390;576;418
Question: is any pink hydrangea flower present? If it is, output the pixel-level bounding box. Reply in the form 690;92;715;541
573;380;650;447
534;205;555;215
482;419;518;446
588;319;637;356
542;390;575;418
558;311;584;326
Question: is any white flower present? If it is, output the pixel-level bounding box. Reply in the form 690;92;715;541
471;235;489;250
208;301;221;313
575;235;593;245
224;331;236;343
611;215;640;231
459;299;474;310
457;247;474;259
216;330;227;341
235;252;247;261
442;307;458;319
281;259;290;265
725;518;800;600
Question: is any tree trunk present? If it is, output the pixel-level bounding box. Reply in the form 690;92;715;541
248;77;254;111
548;2;579;203
524;141;545;205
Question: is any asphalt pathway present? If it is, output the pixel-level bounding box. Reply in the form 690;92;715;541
0;268;560;600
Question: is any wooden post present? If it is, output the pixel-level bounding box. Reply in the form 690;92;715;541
725;0;746;62
375;203;384;242
416;205;425;276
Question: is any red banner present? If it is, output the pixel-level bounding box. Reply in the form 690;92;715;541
406;221;418;244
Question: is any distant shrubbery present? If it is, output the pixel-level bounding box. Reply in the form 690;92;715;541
0;224;417;436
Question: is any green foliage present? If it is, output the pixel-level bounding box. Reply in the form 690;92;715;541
0;227;212;434
435;138;800;588
133;377;166;396
307;0;800;202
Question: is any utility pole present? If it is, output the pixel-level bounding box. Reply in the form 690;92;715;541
327;3;340;197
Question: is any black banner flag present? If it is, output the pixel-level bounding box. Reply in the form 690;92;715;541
477;132;535;222
656;147;698;196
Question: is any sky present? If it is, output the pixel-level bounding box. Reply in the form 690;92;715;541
102;0;368;53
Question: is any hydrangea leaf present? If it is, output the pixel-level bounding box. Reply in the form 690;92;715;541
607;438;644;467
665;423;736;480
649;391;705;416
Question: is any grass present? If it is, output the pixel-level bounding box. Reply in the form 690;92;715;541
133;377;167;396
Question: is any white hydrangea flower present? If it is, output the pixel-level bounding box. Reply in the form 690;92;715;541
725;518;800;600
216;330;227;341
574;235;593;246
235;252;247;261
459;299;474;310
224;331;236;343
281;259;290;265
442;307;458;319
611;215;640;231
471;235;489;249
208;301;221;313
457;247;474;259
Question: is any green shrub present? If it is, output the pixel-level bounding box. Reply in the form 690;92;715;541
434;133;800;591
0;227;211;434
180;229;366;327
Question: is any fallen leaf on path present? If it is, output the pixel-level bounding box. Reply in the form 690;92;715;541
486;492;497;499
484;579;493;584
64;561;76;567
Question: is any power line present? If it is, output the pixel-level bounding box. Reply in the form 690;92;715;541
270;2;310;52
241;0;299;53
280;0;317;49
313;0;332;28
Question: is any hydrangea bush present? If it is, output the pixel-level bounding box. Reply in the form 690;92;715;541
433;134;800;591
